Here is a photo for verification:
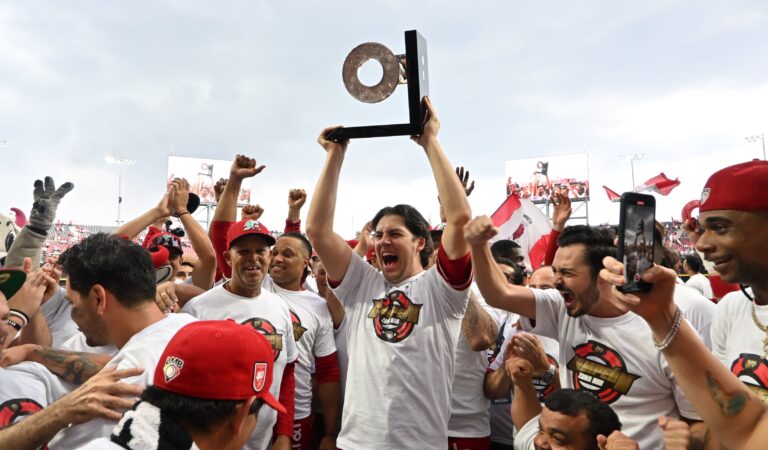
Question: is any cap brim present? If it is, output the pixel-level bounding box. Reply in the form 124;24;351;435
155;265;174;285
0;269;27;300
261;392;287;415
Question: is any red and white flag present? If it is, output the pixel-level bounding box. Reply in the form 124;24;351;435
490;195;552;270
602;185;622;202
636;172;680;196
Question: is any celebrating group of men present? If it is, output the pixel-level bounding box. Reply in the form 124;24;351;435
2;97;768;450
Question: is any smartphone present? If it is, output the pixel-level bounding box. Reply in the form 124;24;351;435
617;192;656;293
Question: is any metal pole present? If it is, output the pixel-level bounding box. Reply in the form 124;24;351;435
117;168;122;225
762;136;766;161
630;158;636;189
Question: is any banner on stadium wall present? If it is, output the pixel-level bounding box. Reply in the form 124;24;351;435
505;153;590;204
167;156;251;205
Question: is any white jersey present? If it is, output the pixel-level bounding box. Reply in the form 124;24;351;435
711;289;768;404
262;276;336;420
522;289;700;449
0;362;70;430
513;413;540;450
332;249;471;450
674;282;716;349
49;313;197;449
182;284;298;450
685;273;713;299
448;285;506;439
487;322;560;445
41;288;79;347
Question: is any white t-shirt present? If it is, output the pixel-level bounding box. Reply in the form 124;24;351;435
448;285;507;438
49;313;197;450
41;288;79;348
182;284;298;450
513;413;540;450
332;249;471;450
711;289;768;404
0;362;70;426
262;276;336;420
685;273;713;300
487;321;560;446
674;282;716;349
522;289;700;449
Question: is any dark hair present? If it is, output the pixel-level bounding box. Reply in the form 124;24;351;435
490;240;521;260
371;205;434;269
58;233;156;308
278;233;313;281
557;225;617;279
684;253;707;274
141;385;244;434
494;256;525;286
544;389;622;447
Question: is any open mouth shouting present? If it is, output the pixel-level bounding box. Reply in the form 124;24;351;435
381;253;399;271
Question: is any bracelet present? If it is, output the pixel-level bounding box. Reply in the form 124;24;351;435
173;210;190;218
6;318;22;332
9;309;30;327
652;307;683;351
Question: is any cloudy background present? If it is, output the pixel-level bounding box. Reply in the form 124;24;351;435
2;1;766;236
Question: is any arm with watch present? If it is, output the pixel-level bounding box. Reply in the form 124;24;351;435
506;332;559;431
483;331;558;399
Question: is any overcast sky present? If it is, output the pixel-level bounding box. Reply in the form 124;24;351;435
2;1;767;237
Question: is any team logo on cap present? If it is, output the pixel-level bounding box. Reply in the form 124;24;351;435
243;220;262;231
253;362;268;392
730;353;768;404
0;273;9;284
567;340;641;405
701;188;711;205
163;356;184;383
368;290;422;343
242;317;283;361
289;310;307;342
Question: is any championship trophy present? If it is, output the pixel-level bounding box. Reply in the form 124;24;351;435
327;30;429;140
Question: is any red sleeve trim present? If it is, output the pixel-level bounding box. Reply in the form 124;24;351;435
211;220;234;280
436;242;473;290
284;219;301;234
273;362;295;436
544;229;561;266
314;352;340;384
327;278;341;289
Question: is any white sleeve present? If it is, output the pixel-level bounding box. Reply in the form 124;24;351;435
710;299;731;364
519;289;562;341
331;252;382;308
313;306;337;358
424;265;471;320
513;414;539;450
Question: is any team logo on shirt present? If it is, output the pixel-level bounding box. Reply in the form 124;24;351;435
567;340;641;405
730;353;768;404
0;398;48;448
242;317;284;361
368;290;422;343
162;356;185;383
289;310;307;342
532;353;559;401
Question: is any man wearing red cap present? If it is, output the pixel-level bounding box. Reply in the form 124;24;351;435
182;209;297;450
77;320;286;450
306;97;474;450
689;160;768;405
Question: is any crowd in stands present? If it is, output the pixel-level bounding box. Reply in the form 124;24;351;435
2;99;768;450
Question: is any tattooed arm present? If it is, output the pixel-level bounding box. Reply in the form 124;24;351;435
600;260;768;450
0;344;111;385
461;291;498;352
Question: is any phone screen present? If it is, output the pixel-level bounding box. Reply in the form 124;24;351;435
620;195;656;292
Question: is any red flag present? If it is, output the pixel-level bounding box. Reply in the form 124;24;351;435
637;172;680;196
602;186;622;202
490;195;552;269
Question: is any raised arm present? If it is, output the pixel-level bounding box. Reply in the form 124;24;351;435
464;216;537;318
412;97;471;259
600;259;768;450
115;189;172;240
305;127;353;282
508;355;542;432
167;178;216;290
285;189;306;233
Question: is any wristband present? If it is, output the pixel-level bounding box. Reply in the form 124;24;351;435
173;210;190;218
6;318;23;332
9;309;30;327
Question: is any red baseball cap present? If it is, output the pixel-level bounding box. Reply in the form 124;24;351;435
700;160;768;212
154;321;285;414
226;219;276;250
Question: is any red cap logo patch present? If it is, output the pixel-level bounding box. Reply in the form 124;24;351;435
253;362;268;392
163;356;184;383
700;188;711;205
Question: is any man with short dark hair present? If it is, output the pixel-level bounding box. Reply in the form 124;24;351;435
77;320;286;450
465;219;703;448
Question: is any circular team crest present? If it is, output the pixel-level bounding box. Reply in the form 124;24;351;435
0;398;48;449
241;317;284;361
567;340;640;405
731;353;768;403
367;290;422;343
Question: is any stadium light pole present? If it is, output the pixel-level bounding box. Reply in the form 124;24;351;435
745;134;766;160
619;153;645;190
105;156;136;225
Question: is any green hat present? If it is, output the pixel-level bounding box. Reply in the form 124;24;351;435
0;269;26;300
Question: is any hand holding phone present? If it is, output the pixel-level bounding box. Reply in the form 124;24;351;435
617;193;656;293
